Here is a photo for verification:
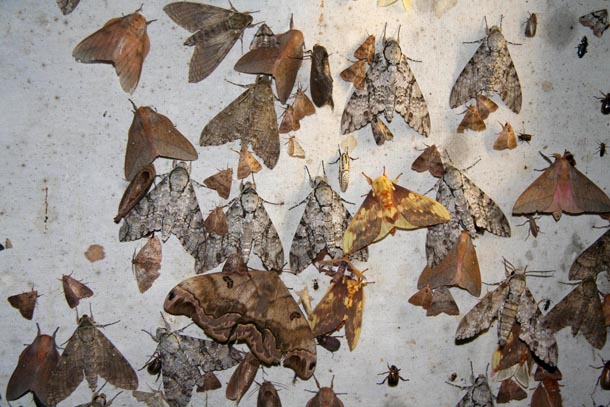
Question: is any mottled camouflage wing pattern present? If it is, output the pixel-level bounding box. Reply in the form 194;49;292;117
455;283;508;341
47;327;86;404
516;289;558;366
455;375;495;407
426;178;462;267
56;0;80;14
579;9;609;38
569;229;610;280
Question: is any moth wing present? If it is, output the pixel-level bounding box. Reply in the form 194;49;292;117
167;181;207;257
287;136;306;158
455;284;507;340
273;30;305;104
568;163;610;214
476;94;498;120
569;229;610;280
490;46;522;114
425;179;461;267
577;284;607;349
163;2;235;32
92;327;138;389
394;56;431;137
579;9;609;38
450;42;491;109
541;285;580;334
353;35;375;64
512;165;557;216
145;110;198;164
162;367;195;407
341;78;373;134
342;191;382;255
56;0;80;15
393;184;451;228
493;124;518;150
245;79;281;169
251;205;285;272
47;331;86;404
310;279;348;337
408;285;433;309
426;286;459;316
289;192;325;274
132;390;166;407
340;60;367;90
517;289;558;366
234;48;279;74
344;280;364;350
7;291;37;320
293;91;316;121
203;168;233;200
62;275;94;309
200;86;251;145
461;173;511;237
457;105;485;133
188;31;243;83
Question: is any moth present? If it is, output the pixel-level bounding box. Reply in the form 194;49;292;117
476;94;498;120
204;206;228;236
132;235;162;293
531;379;562;407
164;2;253;83
6;325;59;407
411;144;445;178
457;104;485;133
512;151;610;220
533;365;562;382
577;36;588;58
569;229;610;280
341;30;431;137
317;335;341;353
310;44;334;109
203;168;233;200
286;135;305;158
289;173;368;274
164;255;317;379
354;34;375;64
143;316;244;407
7;289;39;320
542;277;606;349
119;162;207;261
200;75;280;169
377;364;409;386
518;215;541;239
408;284;433;310
114;163;156;223
449;370;494;407
343;169;450;255
593;356;610;390
332;146;357;192
450;24;522;114
579;9;609;38
72;7;150;94
257;381;282;407
249;23;278;50
305;376;345;407
124;103;198;182
226;351;260;402
340;59;367;90
427;286;460;316
370;115;394;145
132;389;168;407
525;13;538;38
293;86;316;122
236;148;263;179
596;91;610;115
47;315;138;405
62;274;94;309
496;378;527;403
455;260;558;367
279;105;300;133
491;323;533;388
493;122;517;150
56;0;80;15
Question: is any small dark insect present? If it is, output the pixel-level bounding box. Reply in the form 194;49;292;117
518;124;533;144
596;92;610;115
525;13;537;37
377;364;409;387
592;356;610;391
597;142;607;157
449;372;458;382
577;36;588;58
541;298;551;311
316;335;341;353
313;279;319;290
518;215;541;239
145;353;162;376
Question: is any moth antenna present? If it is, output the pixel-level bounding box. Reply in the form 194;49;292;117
136;3;144;13
51;326;60;340
146;19;157;26
35;322;41;336
382;22;388;44
321;161;327;178
128;99;137;112
391;172;403;184
463;158;481;172
305;166;314;186
361;172;373;185
107;391;122;404
141;328;155;340
289;13;294;29
538;151;553;165
397;25;401;44
484;16;489;32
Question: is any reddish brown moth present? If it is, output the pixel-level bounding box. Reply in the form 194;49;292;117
493;122;517;150
236;148;263;179
476;94;498;120
340;59;367;90
7;289;39;320
279;105;300;133
61;274;94;308
257;381;282;407
343;169;450;254
371;115;394;145
200;370;222;392
124;103;197;181
132;235;162;293
114;163;155;223
6;325;60;406
377;363;409;386
408;284;433;310
426;286;459;316
411;144;445;178
226;352;260;402
84;244;105;263
305;376;345;407
496;378;527;403
204;206;228;236
203;168;233;200
286;135;305;158
531;379;562;407
418;230;481;297
525;13;538;37
72;8;150;94
293;85;316;122
354;34;375;64
457;104;485;133
533;365;563;382
491;323;533;388
513;151;610;220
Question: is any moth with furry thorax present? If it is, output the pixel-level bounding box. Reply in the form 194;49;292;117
343;169;450;255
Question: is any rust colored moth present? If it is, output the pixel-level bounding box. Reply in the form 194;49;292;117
292;85;316;122
340;59;367;90
310;44;334;109
418;230;482;297
531;379;562;407
131;235;162;294
56;0;81;15
513;151;610;220
493;122;517;150
371;115;394;145
279;105;300;133
204;206;228;236
457;104;485;133
164;2;253;83
343;169;450;255
236;148;263;179
226;352;260;402
203;168;233;200
496;378;527;403
408;284;433;310
72;8;150;94
533;365;563;382
491;323;533;387
305;376;345;407
257;381;282;407
200;370;222;392
332;146;358;192
426;286;459;316
411;144;445;178
377;364;409;386
114;163;156;223
353;34;375;64
525;13;538;37
476;94;498;120
286;135;305;158
7;289;39;320
124;103;197;182
61;274;94;309
6;325;59;406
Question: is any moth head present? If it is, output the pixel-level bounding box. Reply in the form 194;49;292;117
473;374;488;386
239;184;259;212
486;26;506;52
383;39;402;65
283;349;317;380
169;164;190;192
313;180;334;207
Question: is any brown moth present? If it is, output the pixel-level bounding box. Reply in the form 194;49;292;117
408;284;433;310
418;231;481;297
476;94;498;120
62;274;94;309
343;169;450;255
204;206;228;236
533;365;563;382
306;376;345;407
496;378;527;403
339;59;367;90
7;289;39;320
491;323;533;388
124;104;198;182
164;255;316;379
6;325;59;406
72;7;150;94
5;238;13;249
513;151;610;220
236;148;263;179
455;260;558;366
531;379;562;407
114;163;156;223
279;105;300;133
377;364;409;387
457;104;485;133
525;13;538;38
56;0;81;15
411;144;445;178
203;168;233;200
370;115;394;145
542;277;606;349
200;370;222;392
286;135;305;158
332;146;358;193
579;9;609;38
132;235;162;293
569;229;610;280
226;352;260;402
354;34;375;64
132;389;167;407
310;44;334;109
426;286;460;316
47;315;138;405
493;122;517;150
257;381;282;407
293;85;316;122
164;2;253;83
200;76;280;169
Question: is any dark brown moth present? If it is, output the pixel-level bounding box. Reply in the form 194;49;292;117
457;104;485;133
496;378;527;403
56;0;80;15
132;235;162;293
354;34;375;64
293;85;316;122
569;229;610;280
164;2;253;83
332;146;358;192
203;168;233;200
236;148;263;179
579;9;609;38
493;122;517;150
286;135;305;158
226;351;260;402
124;104;197;182
203;206;228;236
164;255;316;379
377;364;409;386
340;59;367;90
411;144;445;178
531;379;562;407
72;8;150;94
279;105;300;133
427;286;460;316
306;376;344;407
115;163;156;223
408;284;433;310
525;13;538;38
596;91;610;115
257;381;282;407
7;289;39;320
533;365;562;382
62;274;94;309
512;151;610;220
317;335;341;353
475;94;498;120
200;370;222;392
47;315;138;405
6;325;59;406
370;115;394;145
200;75;280;169
455;260;558;367
542;277;606;349
310;44;334;109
